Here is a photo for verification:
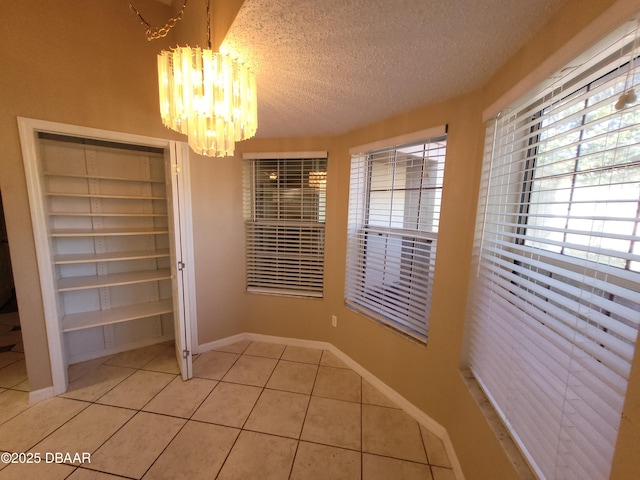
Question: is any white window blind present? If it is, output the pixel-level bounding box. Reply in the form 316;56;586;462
467;19;640;480
243;155;327;297
346;134;447;341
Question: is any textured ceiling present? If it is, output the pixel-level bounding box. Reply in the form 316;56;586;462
221;0;567;138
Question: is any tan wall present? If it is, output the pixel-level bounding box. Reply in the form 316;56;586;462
0;0;177;390
1;1;638;479
0;0;244;389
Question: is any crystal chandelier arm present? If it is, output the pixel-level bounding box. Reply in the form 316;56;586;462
129;0;188;41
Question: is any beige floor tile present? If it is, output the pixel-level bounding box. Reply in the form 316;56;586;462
0;331;23;348
214;340;251;354
420;425;452;468
363;453;433;480
143;377;216;418
222;355;277;387
141;346;180;374
217;430;297;480
67;468;128;479
0;358;27;388
301;396;361;450
290;441;361;480
0;312;20;326
0;351;24;369
142;420;239;480
362;380;399;408
243;341;286;359
96;370;175;410
0;461;75;479
192;350;239;380
431;466;456;480
0;397;88;452
0;389;30;425
320;350;349;368
362;404;427;463
11;379;30;392
313;366;361;402
266;360;318;394
88;412;185;479
33;404;134;461
281;345;323;364
192;382;261;428
244;389;309;438
104;344;169;369
62;364;135;402
67;356;113;384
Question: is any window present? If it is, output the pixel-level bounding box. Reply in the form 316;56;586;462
243;153;327;297
346;131;447;342
466;21;640;480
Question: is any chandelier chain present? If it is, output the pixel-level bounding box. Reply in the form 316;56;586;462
129;0;188;41
206;0;212;49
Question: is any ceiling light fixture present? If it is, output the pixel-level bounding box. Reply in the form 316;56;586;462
130;0;257;156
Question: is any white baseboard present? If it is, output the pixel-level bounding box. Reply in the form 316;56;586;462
197;332;252;352
29;386;55;403
198;332;465;480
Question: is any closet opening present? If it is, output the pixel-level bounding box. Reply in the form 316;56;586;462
0;191;27;390
19;118;196;396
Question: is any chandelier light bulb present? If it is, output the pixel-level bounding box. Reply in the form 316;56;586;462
157;46;257;157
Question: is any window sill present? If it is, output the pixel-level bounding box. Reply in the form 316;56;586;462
460;369;536;480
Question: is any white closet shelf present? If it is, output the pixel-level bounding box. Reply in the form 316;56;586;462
44;172;165;183
57;268;171;292
54;249;170;265
45;192;165;200
61;298;173;332
48;212;167;217
51;227;169;237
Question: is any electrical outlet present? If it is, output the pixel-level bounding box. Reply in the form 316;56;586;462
331;315;337;327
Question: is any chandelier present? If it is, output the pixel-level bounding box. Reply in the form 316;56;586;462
131;0;257;157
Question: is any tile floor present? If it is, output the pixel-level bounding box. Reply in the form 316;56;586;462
0;340;455;479
0;296;27;394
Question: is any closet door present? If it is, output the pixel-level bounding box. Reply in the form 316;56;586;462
19;118;195;394
166;142;193;380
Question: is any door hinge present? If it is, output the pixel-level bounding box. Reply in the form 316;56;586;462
178;261;186;271
172;163;182;175
182;349;190;358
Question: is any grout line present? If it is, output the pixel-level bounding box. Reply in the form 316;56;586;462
210;344;271;480
138;414;189;479
418;419;432;465
235;341;283;431
286;348;322;480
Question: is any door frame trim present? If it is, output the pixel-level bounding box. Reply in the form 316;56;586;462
17;117;197;395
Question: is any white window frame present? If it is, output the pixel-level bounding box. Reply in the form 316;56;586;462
345;127;447;342
243;151;327;297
